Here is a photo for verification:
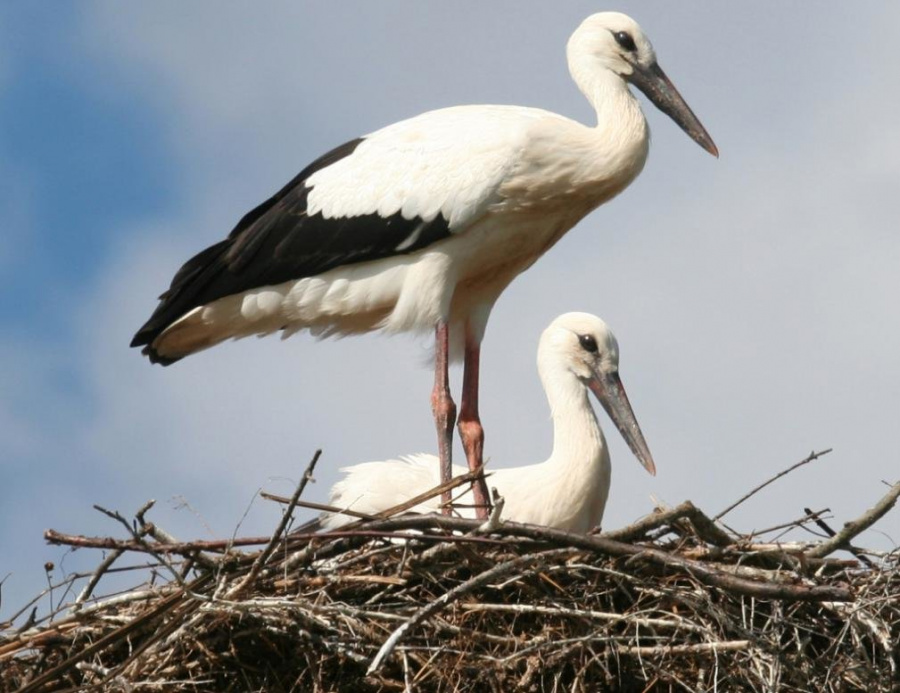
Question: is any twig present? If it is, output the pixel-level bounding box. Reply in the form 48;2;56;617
749;507;831;538
73;548;125;612
289;530;504;546
714;449;832;521
279;468;492;572
804;507;876;568
368;548;569;673
265;494;378;522
459;602;707;633
228;450;321;598
374;466;488;520
287;465;486;535
603;501;732;546
142;522;220;570
618;640;751;656
806;481;900;559
44;528;270;553
93;502;186;588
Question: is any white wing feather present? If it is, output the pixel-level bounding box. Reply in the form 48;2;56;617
306;105;558;229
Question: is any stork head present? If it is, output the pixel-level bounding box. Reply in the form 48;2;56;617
539;312;656;476
568;12;718;157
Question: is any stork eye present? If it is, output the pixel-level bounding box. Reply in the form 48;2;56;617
578;334;599;354
613;31;637;53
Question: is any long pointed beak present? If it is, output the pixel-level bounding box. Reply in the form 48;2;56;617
628;61;718;158
588;371;656;476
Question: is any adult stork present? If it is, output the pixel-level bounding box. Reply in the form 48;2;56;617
320;313;655;532
131;12;715;519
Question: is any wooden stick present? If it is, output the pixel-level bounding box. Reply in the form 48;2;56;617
73;548;125;612
715;449;832;521
602;501;732;546
374;466;488;519
263;494;378;522
805;481;900;559
460;602;707;633
618;640;751;656
44;529;269;554
228;450;321;598
804;507;875;568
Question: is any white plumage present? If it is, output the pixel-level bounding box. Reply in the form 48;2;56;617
321;312;656;533
133;12;714;519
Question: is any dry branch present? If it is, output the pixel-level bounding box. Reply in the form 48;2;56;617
806;480;900;558
715;448;832;520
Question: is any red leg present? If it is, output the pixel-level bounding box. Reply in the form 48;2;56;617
431;321;456;515
457;323;492;519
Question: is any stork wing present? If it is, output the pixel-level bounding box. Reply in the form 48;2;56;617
131;105;533;352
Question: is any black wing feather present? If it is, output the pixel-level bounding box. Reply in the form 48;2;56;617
131;137;453;360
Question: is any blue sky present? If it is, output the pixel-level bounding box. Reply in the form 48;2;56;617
2;3;899;621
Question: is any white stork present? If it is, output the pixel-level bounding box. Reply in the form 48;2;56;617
320;312;655;533
131;12;714;519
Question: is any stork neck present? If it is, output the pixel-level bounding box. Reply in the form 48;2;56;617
577;68;644;134
566;58;649;184
542;368;606;475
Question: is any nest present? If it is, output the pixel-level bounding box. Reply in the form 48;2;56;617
2;451;899;692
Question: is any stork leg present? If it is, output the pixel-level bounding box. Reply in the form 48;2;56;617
431;321;457;516
458;323;492;520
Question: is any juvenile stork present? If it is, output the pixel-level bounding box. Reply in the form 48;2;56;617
131;12;715;519
320;313;655;532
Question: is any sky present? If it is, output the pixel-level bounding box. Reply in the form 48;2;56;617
2;2;899;622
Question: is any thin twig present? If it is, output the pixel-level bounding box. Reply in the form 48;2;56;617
92;502;186;588
618;640;751;656
265;494;378;522
73;548;125;612
715;448;832;521
374;466;488;520
749;507;831;538
228;449;321;598
147;523;219;569
459;602;707;633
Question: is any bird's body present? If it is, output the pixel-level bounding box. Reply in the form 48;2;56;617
321;452;611;534
137;103;649;361
321;312;656;533
132;13;714;518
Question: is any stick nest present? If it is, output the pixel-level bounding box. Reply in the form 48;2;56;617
2;456;899;692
